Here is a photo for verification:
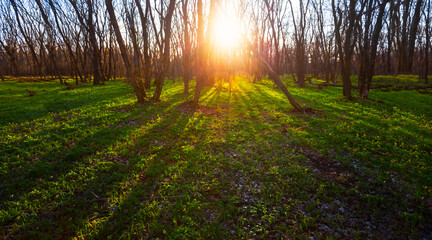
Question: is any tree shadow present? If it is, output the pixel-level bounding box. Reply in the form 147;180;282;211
1;84;188;238
0;81;132;127
81;104;209;239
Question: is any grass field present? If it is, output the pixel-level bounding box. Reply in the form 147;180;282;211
1;77;431;239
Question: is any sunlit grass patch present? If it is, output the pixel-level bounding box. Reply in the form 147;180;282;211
1;77;431;239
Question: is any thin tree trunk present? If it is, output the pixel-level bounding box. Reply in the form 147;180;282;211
193;0;208;105
332;0;357;100
182;0;191;95
35;0;63;83
86;0;103;85
256;52;305;112
0;40;20;76
406;0;423;73
135;0;152;89
9;0;42;77
105;0;145;102
362;0;388;98
358;0;373;98
126;4;147;98
424;0;430;83
151;0;176;102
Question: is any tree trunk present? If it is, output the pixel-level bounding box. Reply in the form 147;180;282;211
48;0;82;84
257;52;305;112
9;0;42;77
193;0;211;105
126;4;147;98
135;0;152;90
35;0;63;83
105;0;145;103
332;0;357;100
406;0;423;73
362;0;388;98
398;0;423;73
0;40;20;76
86;0;103;86
182;0;191;95
151;0;176;102
424;0;430;83
359;0;388;98
358;0;373;98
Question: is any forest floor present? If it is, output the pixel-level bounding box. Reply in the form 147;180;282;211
1;76;431;239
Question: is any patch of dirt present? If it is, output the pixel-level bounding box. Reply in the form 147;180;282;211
26;89;36;97
64;84;90;90
288;107;322;116
301;150;359;188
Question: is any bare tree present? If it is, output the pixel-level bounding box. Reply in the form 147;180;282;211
181;0;192;95
35;0;64;82
397;0;424;73
311;0;337;83
134;0;153;89
193;0;218;105
287;0;310;87
105;0;146;102
0;1;20;76
9;0;42;77
423;0;431;82
358;0;389;98
68;0;104;85
151;0;176;102
124;0;147;98
332;0;362;100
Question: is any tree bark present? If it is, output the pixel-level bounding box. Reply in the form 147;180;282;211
406;0;423;73
193;0;210;105
105;0;145;102
256;52;305;112
151;0;176;102
135;0;152;89
125;3;147;98
424;0;430;83
398;0;423;73
359;0;388;98
332;0;358;100
0;39;20;76
182;0;191;95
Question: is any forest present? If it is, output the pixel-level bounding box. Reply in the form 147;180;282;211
1;0;431;239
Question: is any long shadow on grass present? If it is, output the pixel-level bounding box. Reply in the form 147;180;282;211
1;86;188;238
85;88;256;238
0;81;131;127
1;108;138;196
55;102;194;239
85;105;210;238
0;119;142;226
254;82;432;237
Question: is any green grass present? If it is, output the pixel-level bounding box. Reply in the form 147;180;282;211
1;77;431;239
309;74;432;89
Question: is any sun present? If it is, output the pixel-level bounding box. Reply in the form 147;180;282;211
212;10;242;50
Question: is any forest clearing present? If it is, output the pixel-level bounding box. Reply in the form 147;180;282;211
1;76;431;239
2;0;432;238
